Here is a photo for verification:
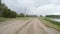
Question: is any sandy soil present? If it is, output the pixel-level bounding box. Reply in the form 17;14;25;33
0;18;60;34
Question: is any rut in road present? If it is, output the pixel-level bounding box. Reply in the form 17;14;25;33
0;19;60;34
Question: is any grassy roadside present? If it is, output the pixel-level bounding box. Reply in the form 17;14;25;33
0;17;32;22
0;17;13;26
15;17;32;21
0;17;32;26
0;17;11;22
39;17;60;31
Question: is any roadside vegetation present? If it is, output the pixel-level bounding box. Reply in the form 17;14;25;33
46;15;60;18
39;17;60;31
0;17;9;22
44;17;60;26
15;17;34;21
0;0;38;22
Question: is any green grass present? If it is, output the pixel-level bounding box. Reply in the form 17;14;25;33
0;17;31;26
0;17;34;22
44;18;60;26
0;17;32;22
39;17;60;31
0;17;12;25
15;17;34;21
0;17;10;22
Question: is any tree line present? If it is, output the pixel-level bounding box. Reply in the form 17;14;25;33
0;0;38;18
46;15;60;18
17;13;37;17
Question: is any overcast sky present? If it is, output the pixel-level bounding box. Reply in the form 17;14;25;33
2;0;60;16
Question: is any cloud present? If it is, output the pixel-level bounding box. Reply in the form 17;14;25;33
2;0;60;15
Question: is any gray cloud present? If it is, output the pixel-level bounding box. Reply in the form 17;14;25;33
2;0;60;15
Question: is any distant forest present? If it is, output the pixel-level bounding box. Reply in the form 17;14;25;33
46;15;60;18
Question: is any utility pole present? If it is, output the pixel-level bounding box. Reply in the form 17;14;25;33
24;8;27;17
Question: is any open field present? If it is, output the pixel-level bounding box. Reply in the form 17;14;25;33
39;17;60;31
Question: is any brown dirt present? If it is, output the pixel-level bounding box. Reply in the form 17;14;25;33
0;18;60;34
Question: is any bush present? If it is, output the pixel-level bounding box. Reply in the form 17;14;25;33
18;13;25;17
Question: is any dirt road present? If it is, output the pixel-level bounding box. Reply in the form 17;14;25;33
0;18;60;34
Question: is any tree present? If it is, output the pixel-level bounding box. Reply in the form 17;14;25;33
40;15;43;17
0;0;17;18
0;0;6;17
0;0;1;5
9;11;17;18
18;13;25;17
0;0;2;17
20;13;25;17
2;7;17;18
46;15;60;18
